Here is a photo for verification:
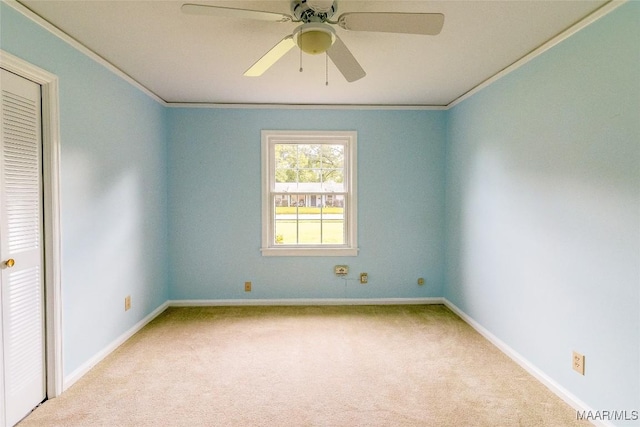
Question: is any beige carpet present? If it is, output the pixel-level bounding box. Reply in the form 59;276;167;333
19;305;589;426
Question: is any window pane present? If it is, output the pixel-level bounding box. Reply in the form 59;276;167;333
324;194;345;208
322;144;344;169
322;219;344;244
299;219;321;244
275;144;297;169
322;196;345;244
300;144;322;168
322;169;344;192
310;194;323;208
298;168;320;183
275;168;297;183
275;219;296;244
274;194;296;244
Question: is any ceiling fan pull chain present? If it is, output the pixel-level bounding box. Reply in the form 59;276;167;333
299;38;303;72
325;52;329;86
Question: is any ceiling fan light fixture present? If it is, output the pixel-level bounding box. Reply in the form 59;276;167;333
293;23;336;55
299;30;332;54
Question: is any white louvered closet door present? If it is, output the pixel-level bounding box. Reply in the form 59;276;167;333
0;69;45;427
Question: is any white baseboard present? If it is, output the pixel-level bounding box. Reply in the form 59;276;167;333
63;301;169;390
168;297;445;307
442;299;611;427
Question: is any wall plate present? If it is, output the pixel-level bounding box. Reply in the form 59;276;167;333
334;265;348;276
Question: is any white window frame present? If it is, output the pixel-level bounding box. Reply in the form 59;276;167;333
261;130;358;257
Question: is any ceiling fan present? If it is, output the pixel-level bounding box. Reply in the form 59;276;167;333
182;0;444;83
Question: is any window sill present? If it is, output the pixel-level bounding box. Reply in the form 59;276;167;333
261;247;359;257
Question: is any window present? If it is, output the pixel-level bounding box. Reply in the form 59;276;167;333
261;130;357;256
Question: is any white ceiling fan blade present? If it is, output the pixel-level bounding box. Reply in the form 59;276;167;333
337;13;445;35
327;35;366;83
244;35;296;77
181;4;293;22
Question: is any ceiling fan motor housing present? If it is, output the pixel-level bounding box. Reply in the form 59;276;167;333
291;0;338;22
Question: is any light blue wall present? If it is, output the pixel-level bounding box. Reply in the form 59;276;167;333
167;108;446;300
445;2;639;422
1;3;170;375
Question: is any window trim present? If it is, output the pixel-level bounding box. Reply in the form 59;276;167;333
261;130;358;257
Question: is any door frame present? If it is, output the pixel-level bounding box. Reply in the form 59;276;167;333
0;50;63;406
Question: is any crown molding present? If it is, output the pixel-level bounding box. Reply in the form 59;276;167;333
446;0;626;109
164;102;447;110
3;0;166;105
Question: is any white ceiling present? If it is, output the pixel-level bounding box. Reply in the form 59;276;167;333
17;0;610;106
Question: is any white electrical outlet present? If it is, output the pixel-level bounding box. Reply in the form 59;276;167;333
573;351;585;375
